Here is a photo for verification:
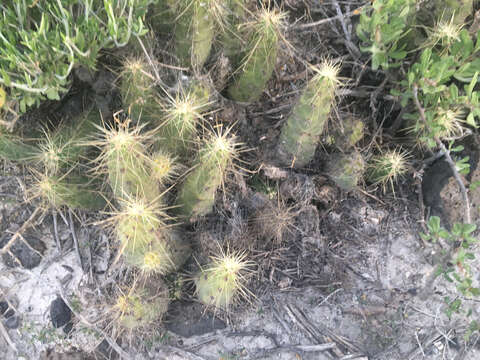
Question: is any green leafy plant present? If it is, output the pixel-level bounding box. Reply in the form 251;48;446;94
421;217;478;331
0;0;155;118
356;0;414;70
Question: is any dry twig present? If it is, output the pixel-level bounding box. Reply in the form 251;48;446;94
292;5;365;30
412;85;471;224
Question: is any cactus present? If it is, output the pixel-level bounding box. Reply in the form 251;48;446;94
37;110;103;174
435;0;473;25
277;61;341;168
114;277;169;331
96;120;159;199
227;8;285;102
175;127;239;218
221;0;248;59
124;230;191;274
150;150;178;185
173;0;216;68
367;149;409;192
119;57;157;123
333;116;364;151
326;151;365;191
29;172;105;210
114;196;169;254
148;0;177;35
156;86;210;157
195;249;252;309
0;131;37;162
412;107;465;147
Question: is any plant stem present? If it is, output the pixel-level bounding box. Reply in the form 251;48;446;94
412;85;471;224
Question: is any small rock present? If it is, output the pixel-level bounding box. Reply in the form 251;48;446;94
4;315;19;329
4;308;14;318
165;301;226;337
50;297;72;328
0;301;8;315
0;233;46;269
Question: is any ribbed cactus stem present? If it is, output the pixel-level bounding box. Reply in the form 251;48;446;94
38;110;102;174
124;230;191;274
174;0;215;68
327;151;365;191
120;57;156;122
333;116;364;150
227;8;285;102
175;128;238;218
115;277;169;331
278;61;341;167
221;0;247;59
32;173;105;210
0;131;37;162
98;122;159;199
195;250;251;309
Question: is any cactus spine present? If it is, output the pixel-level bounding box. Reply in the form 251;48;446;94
174;0;215;68
367;149;409;192
37;110;102;174
96;121;159;199
195;250;251;309
227;8;285;102
30;173;105;210
157;87;210;157
278;61;341;167
0;132;37;162
120;58;157;122
114;277;169;331
175;128;238;218
435;0;473;25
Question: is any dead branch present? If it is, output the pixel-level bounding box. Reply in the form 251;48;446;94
412;85;471;224
291;5;366;30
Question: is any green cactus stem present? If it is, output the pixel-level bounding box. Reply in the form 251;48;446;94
96;121;159;199
227;8;285;102
277;61;341;168
156;85;210;157
195;250;252;309
174;0;216;69
221;0;248;59
175;128;239;219
31;173;105;210
120;57;157;123
124;230;191;274
37;110;103;174
0;131;37;162
115;277;169;331
326;151;365;191
332;116;364;151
